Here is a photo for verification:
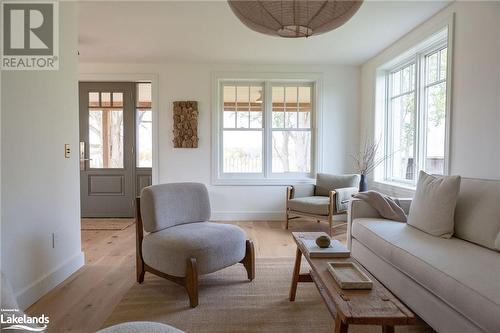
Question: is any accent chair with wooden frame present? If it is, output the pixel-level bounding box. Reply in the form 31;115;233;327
136;182;255;308
286;173;360;236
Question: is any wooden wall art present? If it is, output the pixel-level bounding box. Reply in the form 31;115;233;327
173;101;199;148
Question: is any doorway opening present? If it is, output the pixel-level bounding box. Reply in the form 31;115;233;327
79;81;153;228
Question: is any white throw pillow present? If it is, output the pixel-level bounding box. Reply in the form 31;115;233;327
408;171;461;238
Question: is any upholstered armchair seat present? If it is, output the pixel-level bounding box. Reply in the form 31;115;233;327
287;196;330;216
142;222;246;277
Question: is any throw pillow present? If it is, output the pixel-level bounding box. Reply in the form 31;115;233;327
407;171;461;238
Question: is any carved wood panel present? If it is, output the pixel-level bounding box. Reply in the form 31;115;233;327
173;101;199;148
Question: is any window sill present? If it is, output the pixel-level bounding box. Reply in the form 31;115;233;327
372;180;416;197
212;178;315;186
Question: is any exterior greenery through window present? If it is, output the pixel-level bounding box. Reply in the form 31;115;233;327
384;36;449;185
220;81;314;179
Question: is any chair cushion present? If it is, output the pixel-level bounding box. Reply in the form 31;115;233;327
288;196;329;216
408;171;461;238
97;322;184;333
142;222;246;276
140;183;211;233
352;218;500;333
315;173;360;196
454;178;500;251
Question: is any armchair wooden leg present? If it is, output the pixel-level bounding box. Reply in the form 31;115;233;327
185;257;198;308
136;260;145;284
328;215;333;237
286;211;290;229
240;240;255;281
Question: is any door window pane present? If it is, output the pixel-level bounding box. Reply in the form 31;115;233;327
89;110;103;167
272;131;311;173
89;92;99;107
101;92;111;107
223;131;262;173
136;82;152;168
112;92;123;107
137;83;152;108
89;109;124;168
137;110;152;168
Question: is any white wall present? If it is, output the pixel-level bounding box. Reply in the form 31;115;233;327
79;63;360;220
1;2;84;309
360;1;500;196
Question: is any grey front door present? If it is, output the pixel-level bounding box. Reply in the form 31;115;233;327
79;82;136;217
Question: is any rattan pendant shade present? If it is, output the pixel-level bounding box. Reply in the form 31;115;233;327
228;0;363;38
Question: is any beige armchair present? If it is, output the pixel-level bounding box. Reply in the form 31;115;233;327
136;183;255;308
286;173;360;236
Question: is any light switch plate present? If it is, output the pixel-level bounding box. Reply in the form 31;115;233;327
64;144;71;158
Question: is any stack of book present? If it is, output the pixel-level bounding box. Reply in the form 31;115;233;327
300;238;350;258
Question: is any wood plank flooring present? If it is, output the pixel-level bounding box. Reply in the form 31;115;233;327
26;219;344;333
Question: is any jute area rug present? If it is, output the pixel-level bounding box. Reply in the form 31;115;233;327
103;258;433;333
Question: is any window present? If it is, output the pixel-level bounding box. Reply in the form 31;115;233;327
136;83;152;168
88;91;124;168
271;85;312;173
216;79;316;183
380;29;450;186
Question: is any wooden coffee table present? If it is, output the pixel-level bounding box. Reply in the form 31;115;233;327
289;232;415;333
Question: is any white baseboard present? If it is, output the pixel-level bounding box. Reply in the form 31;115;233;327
16;251;85;310
211;211;348;222
211;211;284;221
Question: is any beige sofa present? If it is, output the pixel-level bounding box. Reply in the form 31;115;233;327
347;178;500;333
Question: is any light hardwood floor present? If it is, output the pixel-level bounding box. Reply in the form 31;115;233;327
26;219;345;333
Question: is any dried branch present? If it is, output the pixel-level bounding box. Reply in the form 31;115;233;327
351;139;392;176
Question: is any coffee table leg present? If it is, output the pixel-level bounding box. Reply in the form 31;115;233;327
334;316;348;333
382;325;395;333
289;247;302;301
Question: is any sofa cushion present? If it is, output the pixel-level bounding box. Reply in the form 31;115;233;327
352;218;500;333
140;183;211;233
142;222;246;277
408;171;461;238
315;173;360;196
288;196;329;216
454;178;500;251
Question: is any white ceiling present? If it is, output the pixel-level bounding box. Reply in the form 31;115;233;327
78;1;451;65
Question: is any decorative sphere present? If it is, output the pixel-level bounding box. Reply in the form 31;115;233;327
316;235;331;248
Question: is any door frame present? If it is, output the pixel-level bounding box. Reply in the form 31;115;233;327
79;73;159;185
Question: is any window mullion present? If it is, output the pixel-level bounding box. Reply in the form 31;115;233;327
264;81;272;178
384;72;391;182
415;53;425;180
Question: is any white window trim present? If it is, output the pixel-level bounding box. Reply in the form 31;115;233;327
211;72;323;186
374;16;454;190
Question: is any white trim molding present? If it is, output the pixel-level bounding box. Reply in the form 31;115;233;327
372;14;455;190
78;73;160;185
16;251;85;310
211;71;324;186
